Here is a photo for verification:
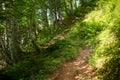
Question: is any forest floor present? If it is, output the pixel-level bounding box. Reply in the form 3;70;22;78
48;48;96;80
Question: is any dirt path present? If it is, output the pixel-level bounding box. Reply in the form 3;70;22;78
48;48;96;80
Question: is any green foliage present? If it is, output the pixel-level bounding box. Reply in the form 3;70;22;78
0;24;4;35
45;39;78;60
1;39;79;80
67;0;120;79
74;6;93;17
36;37;48;45
99;58;120;80
84;0;120;79
1;0;120;80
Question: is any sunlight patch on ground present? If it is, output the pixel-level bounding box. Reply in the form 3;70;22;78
95;57;106;68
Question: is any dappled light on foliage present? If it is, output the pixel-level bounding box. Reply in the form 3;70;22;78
66;0;120;80
0;0;120;80
84;0;120;80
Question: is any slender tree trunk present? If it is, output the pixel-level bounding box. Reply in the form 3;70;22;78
8;0;22;64
9;1;20;64
29;0;41;54
0;2;13;65
70;0;74;15
74;0;77;8
64;0;69;15
0;37;12;65
57;0;64;22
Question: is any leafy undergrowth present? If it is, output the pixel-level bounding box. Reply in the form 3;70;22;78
66;0;120;80
0;2;95;80
0;39;79;80
0;3;93;80
1;0;120;80
74;0;120;80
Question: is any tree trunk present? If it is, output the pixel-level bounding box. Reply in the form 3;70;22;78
69;0;74;15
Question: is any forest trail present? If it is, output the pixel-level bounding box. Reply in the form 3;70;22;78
39;29;70;49
48;48;96;80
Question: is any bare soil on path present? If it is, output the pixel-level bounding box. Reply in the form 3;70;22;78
48;48;96;80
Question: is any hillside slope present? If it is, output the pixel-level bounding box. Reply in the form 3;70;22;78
67;0;120;79
0;0;120;80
